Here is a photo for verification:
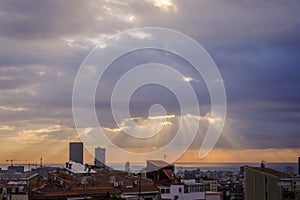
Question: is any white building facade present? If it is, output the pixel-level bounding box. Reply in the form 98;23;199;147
159;183;205;200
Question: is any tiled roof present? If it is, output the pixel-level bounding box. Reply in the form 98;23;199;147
32;165;158;198
32;184;121;198
163;169;175;179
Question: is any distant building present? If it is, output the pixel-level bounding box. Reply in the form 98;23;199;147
184;170;196;179
94;147;106;167
7;165;24;173
199;178;218;192
286;166;294;175
245;165;300;200
31;166;57;179
298;157;300;175
69;142;83;164
125;161;130;173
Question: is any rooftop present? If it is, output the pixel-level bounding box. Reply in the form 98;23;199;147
63;161;96;174
247;167;292;178
147;160;172;167
32;165;159;199
206;191;222;195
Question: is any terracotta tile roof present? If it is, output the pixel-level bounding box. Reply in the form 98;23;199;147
32;165;159;199
32;183;121;197
163;169;175;179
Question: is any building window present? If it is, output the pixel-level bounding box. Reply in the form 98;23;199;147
166;189;170;193
265;191;268;200
201;185;204;192
265;177;268;185
179;188;182;193
161;189;165;194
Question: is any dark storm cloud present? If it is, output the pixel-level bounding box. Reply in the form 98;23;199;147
0;1;113;39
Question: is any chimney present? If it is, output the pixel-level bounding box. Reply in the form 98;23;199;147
261;161;265;169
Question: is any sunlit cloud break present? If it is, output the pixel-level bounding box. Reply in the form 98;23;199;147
0;106;29;111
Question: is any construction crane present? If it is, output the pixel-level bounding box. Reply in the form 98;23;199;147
163;154;168;161
5;159;28;167
6;159;15;166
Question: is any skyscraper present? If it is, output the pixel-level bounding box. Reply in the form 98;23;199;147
69;142;83;164
95;147;105;167
125;161;130;173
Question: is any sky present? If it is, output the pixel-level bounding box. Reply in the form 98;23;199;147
0;0;300;164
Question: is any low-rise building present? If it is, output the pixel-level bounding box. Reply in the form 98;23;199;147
31;161;159;200
1;172;42;200
205;191;221;200
158;182;205;200
199;178;218;192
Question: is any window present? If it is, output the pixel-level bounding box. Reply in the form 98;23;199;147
166;189;170;193
200;185;204;192
179;187;182;193
161;189;165;194
265;177;268;185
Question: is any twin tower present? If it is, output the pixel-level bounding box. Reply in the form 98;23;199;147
69;142;106;167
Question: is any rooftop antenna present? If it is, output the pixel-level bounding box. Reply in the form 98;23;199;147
163;154;167;161
40;157;43;168
6;159;14;166
261;160;266;169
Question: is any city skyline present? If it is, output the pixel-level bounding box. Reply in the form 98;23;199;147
0;0;300;164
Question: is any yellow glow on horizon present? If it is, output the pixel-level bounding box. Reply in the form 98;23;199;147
176;148;300;163
0;144;299;164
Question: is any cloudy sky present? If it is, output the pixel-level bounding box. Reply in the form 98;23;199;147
0;0;300;164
